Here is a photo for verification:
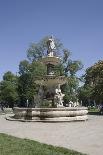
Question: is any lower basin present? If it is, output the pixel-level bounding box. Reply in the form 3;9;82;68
8;107;88;122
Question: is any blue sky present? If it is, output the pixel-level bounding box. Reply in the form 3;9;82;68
0;0;103;80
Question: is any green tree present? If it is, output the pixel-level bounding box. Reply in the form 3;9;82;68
78;85;94;106
78;60;103;105
18;60;46;106
19;60;30;75
0;71;18;107
59;49;83;103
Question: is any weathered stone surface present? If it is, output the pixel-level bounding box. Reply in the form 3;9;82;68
13;107;88;122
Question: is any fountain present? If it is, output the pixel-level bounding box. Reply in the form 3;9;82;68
9;36;88;122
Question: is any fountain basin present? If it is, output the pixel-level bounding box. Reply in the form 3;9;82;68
8;107;88;122
35;76;67;87
41;56;60;65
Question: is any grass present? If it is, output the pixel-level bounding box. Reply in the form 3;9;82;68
88;107;99;112
0;133;86;155
88;107;100;115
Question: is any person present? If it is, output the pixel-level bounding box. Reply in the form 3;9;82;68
99;103;103;114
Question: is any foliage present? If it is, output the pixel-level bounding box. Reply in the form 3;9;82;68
78;60;103;105
60;49;83;76
39;99;53;108
77;85;94;106
18;60;46;106
63;94;70;105
59;48;83;103
0;71;18;107
19;60;29;75
29;61;47;77
88;107;99;112
62;76;79;103
62;73;80;103
0;133;85;155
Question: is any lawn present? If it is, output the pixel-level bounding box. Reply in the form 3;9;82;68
88;107;100;115
0;133;86;155
88;107;99;112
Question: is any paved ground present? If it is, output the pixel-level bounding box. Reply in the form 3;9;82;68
0;114;103;155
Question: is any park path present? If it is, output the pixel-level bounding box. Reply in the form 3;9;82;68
0;114;103;155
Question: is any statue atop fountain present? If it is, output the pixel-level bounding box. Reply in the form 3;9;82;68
47;36;56;57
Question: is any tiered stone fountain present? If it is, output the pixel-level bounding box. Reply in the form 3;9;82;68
10;36;88;122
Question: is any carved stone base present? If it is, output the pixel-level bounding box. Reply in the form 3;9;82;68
7;107;88;122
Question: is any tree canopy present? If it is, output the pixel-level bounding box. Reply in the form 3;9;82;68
0;71;18;107
78;60;103;105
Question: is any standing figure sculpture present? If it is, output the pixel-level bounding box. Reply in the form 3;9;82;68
55;84;65;107
47;36;56;57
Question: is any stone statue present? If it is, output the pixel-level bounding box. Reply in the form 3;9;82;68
47;36;56;57
55;84;65;107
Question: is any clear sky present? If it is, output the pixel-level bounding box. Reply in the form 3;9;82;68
0;0;103;80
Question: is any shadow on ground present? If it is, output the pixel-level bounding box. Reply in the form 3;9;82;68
88;112;101;115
